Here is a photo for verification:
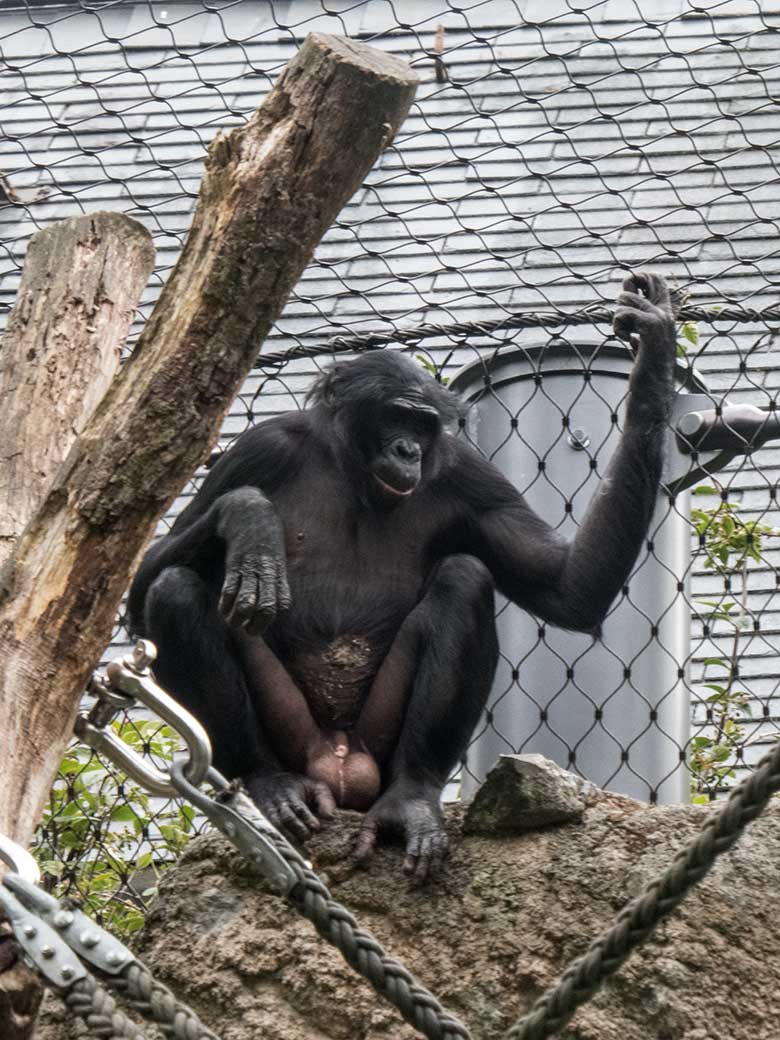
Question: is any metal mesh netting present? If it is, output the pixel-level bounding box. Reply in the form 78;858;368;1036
2;0;779;917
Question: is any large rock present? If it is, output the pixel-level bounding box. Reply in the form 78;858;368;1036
35;763;780;1040
463;754;597;833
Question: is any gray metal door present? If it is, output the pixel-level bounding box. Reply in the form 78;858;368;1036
452;342;693;804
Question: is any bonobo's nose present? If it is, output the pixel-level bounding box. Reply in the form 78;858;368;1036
392;439;421;462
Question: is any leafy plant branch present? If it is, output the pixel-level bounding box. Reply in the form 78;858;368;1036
33;718;194;936
689;479;778;801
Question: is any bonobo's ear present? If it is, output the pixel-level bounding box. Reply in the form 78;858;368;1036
307;367;339;409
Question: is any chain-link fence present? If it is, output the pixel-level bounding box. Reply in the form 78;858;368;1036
2;0;779;922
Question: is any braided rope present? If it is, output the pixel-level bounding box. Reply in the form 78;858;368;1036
505;740;780;1040
110;962;220;1040
62;974;149;1040
268;840;470;1040
256;301;780;368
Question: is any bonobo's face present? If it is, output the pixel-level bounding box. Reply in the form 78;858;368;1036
369;396;440;503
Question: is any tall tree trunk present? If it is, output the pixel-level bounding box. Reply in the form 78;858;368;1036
0;31;416;1040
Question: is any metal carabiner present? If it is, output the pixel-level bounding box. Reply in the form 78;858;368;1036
75;640;212;797
168;762;298;897
0;834;40;885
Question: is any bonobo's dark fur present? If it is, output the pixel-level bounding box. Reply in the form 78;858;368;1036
128;272;677;882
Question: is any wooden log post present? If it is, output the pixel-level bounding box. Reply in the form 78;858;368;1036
0;212;154;1040
0;213;155;565
0;33;416;1040
0;33;417;849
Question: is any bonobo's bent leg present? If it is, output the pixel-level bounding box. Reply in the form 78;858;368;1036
143;566;268;778
355;554;498;882
145;567;336;839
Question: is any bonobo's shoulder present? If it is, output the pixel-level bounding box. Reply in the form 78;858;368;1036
436;433;521;507
199;410;315;498
236;409;314;447
440;433;496;475
217;410;320;467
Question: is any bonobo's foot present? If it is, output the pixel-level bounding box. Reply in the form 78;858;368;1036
245;770;335;842
305;730;381;811
613;271;676;352
353;780;448;885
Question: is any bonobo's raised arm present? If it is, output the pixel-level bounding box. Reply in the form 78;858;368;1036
127;418;302;637
466;272;677;632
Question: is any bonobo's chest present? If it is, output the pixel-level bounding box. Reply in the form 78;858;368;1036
279;491;432;588
263;465;457;727
267;469;446;636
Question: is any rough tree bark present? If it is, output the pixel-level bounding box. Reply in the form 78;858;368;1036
0;213;153;1040
0;213;155;566
0;32;417;1040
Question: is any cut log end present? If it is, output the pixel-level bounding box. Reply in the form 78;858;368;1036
307;32;420;86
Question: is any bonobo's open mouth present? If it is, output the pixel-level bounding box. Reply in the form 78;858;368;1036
373;474;416;498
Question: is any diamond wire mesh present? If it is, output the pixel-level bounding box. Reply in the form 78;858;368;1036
1;0;779;916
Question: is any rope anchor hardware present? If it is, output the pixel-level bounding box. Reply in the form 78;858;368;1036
75;639;212;797
168;761;298;896
0;881;87;990
78;641;298;896
0;832;40;885
0;859;220;1040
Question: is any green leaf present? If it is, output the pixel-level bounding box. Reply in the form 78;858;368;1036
110;804;138;823
682;322;699;345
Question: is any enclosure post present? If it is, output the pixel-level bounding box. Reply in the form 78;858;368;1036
0;213;155;566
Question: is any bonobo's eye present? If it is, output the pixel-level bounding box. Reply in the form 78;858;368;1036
385;399;440;438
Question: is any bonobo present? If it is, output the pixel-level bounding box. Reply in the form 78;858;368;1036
128;272;677;882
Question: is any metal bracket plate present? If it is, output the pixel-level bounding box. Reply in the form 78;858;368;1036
0;883;86;988
3;874;134;975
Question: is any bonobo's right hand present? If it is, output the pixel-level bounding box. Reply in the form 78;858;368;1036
245;771;336;843
613;271;676;357
216;487;291;634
